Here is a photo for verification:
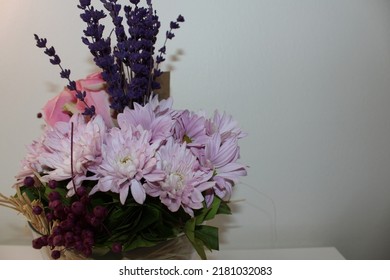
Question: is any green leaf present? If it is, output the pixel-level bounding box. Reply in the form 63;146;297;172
44;184;67;199
204;197;221;221
123;235;157;251
192;238;207;260
217;201;232;215
108;206;141;230
20;187;38;202
184;218;207;260
103;204;163;246
99;205;142;243
91;246;110;257
91;246;123;260
147;198;191;227
136;206;160;231
194;225;219;251
194;197;221;225
184;218;196;242
140;231;172;242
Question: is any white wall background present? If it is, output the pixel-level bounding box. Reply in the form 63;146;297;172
1;0;390;259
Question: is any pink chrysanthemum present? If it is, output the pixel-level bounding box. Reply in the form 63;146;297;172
201;134;247;203
146;139;214;216
117;101;175;144
39;114;106;196
174;110;209;147
90;126;165;205
206;110;247;142
16;136;46;183
148;95;174;116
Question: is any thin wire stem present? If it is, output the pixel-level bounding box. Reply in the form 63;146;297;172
70;122;77;196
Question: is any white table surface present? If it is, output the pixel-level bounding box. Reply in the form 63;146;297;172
207;247;345;260
0;245;344;260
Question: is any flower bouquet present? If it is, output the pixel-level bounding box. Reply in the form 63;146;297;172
0;0;247;260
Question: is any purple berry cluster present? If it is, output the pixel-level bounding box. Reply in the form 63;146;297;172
31;181;109;259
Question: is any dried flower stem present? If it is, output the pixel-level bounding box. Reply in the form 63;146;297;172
0;186;49;235
70;122;77;194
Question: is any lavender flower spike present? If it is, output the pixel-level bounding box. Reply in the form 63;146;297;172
34;34;95;117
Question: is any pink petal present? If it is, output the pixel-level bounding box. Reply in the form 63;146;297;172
190;189;204;204
130;179;146;204
167;200;181;212
80;90;114;128
218;162;247;174
78;72;105;91
204;191;215;208
42;89;75;126
143;170;165;182
119;184;130;205
196;181;215;192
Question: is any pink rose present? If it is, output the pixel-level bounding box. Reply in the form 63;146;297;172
42;72;114;128
42;89;76;126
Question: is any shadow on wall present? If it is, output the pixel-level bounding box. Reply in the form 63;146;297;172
208;182;279;250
